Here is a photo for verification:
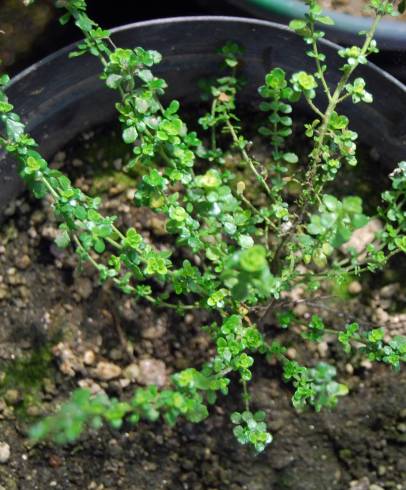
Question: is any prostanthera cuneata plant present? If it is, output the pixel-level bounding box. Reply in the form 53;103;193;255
0;0;405;453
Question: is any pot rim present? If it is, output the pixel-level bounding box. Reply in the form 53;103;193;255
225;1;406;50
8;15;406;94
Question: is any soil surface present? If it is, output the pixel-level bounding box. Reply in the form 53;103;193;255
0;127;405;490
319;0;406;20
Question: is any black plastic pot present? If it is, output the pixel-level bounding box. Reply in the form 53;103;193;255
225;0;406;51
1;16;405;213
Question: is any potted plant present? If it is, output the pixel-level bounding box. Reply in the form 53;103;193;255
0;0;405;487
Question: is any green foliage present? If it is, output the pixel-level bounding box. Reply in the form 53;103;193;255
0;0;404;455
231;410;272;452
363;328;406;370
308;363;349;412
307;194;369;248
302;314;325;341
278;356;348;411
338;322;359;353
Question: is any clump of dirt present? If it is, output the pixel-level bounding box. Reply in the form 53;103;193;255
0;125;405;489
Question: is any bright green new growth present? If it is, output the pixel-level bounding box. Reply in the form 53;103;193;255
1;0;405;453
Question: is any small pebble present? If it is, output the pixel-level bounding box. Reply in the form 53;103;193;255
0;286;8;300
361;359;373;370
113;158;122;170
92;361;122;381
317;341;329;357
345;363;354;375
348;281;362;295
123;364;140;382
119;378;130;388
26;405;42;417
138;359;167;387
109;348;123;362
15;254;31;270
380;283;399;299
286;348;297;360
148;216;167;236
43;378;56;395
78;378;103;395
0;442;10;464
374;307;389;324
396;423;406;433
53;151;66;163
349;477;369;490
142;323;166;340
4;389;20;405
293;303;307;317
185;314;194;325
83;350;96;366
75;277;93;300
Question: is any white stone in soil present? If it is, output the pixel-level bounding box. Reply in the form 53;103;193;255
0;442;10;464
92;361;122;381
137;359;167;387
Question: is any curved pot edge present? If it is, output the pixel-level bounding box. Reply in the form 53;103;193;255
8;15;406;94
226;1;406;50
